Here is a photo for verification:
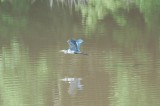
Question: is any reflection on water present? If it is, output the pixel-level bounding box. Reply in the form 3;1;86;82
0;0;160;106
61;77;84;96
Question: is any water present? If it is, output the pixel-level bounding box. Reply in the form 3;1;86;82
0;0;160;106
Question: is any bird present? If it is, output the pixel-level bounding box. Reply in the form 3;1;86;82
60;39;87;55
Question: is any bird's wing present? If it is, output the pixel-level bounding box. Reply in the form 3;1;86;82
76;39;83;52
67;39;78;51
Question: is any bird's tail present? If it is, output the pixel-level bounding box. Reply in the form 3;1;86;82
80;52;88;55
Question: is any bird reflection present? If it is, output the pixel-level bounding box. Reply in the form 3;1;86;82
61;77;84;96
60;39;87;55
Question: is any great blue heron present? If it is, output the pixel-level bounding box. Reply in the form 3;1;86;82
60;39;87;55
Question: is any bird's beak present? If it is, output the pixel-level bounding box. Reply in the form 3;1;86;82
59;50;63;52
59;50;65;53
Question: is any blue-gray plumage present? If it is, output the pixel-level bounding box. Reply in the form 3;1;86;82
68;39;83;52
60;39;87;55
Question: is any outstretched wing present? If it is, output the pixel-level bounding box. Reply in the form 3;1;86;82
67;39;78;51
76;39;83;52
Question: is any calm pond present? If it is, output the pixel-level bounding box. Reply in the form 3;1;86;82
0;0;160;106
